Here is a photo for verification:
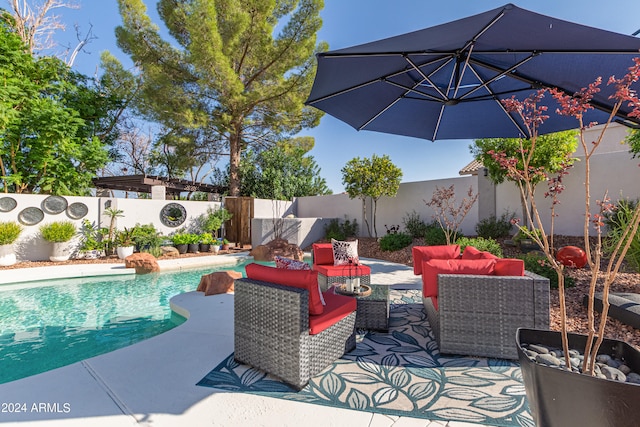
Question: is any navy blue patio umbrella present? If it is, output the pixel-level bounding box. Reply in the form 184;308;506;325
305;4;640;140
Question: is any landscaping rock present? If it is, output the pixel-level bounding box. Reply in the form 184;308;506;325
125;253;160;274
197;270;242;296
249;238;303;262
161;246;180;257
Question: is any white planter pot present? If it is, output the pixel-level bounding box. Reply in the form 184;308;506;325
50;242;71;262
81;249;102;259
0;244;17;266
117;246;135;259
212;245;220;254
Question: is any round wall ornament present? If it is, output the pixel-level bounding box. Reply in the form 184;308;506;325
160;203;187;227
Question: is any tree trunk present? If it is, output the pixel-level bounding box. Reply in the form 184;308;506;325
229;131;242;197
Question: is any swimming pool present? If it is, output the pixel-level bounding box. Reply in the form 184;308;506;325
0;260;252;384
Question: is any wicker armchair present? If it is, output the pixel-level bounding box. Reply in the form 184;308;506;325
423;271;550;360
234;277;356;389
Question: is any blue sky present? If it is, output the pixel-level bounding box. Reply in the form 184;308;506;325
50;0;640;193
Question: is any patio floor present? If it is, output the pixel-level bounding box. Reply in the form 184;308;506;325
0;255;498;427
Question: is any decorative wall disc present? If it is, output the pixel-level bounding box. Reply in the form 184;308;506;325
18;207;45;225
42;195;68;214
67;202;89;220
160;203;187;227
0;197;17;212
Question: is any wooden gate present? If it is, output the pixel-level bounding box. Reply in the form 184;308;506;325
223;197;254;248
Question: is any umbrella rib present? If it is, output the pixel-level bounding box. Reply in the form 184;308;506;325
358;98;402;131
460;54;538;100
404;56;448;100
459;6;508;53
360;78;430;130
306;57;447;105
383;80;444;102
465;63;529;136
451;4;508;97
318;49;640;60
432;105;446;141
452;44;475;99
470;56;640;125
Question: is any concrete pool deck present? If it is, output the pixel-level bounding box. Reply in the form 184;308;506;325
0;255;493;427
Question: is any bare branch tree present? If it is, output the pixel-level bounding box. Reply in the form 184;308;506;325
64;22;96;67
6;0;78;54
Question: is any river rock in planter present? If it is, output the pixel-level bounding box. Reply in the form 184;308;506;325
517;328;640;427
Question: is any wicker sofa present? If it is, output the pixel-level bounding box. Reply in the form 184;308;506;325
234;263;357;389
415;245;550;360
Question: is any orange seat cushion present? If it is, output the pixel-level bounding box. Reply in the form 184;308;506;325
245;263;324;315
308;290;356;335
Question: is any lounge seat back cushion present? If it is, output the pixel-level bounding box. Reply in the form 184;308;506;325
422;258;496;298
245;263;325;315
412;245;461;275
312;243;335;265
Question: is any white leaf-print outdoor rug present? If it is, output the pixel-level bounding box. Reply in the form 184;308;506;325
197;290;533;427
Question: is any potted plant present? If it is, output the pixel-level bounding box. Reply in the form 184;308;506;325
171;233;190;254
103;207;124;255
132;223;163;252
116;227;136;259
221;238;231;251
199;232;214;252
491;63;640;425
186;233;200;253
0;221;23;266
40;221;76;262
78;219;102;259
200;206;232;238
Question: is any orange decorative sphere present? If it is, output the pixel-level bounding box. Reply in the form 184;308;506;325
556;246;587;268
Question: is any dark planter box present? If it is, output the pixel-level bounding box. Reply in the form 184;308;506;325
175;244;188;254
187;243;199;253
516;328;640;427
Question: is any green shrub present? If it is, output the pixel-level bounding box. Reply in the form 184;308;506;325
379;232;412;252
424;221;448;246
142;246;163;258
40;221;76;243
402;210;428;238
0;221;23;245
171;233;193;245
324;217;358;241
132;223;163;248
475;211;515;239
455;236;504;257
517;252;575;289
604;198;640;272
513;227;542;245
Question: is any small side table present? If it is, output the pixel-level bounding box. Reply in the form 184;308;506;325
336;283;390;331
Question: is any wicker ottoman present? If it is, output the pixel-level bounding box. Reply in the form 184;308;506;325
344;284;390;331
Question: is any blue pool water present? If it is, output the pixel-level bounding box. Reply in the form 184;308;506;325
0;260;253;384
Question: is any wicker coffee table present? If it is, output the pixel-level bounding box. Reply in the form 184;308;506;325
338;283;389;331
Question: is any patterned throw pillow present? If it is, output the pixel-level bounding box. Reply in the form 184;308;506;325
331;238;359;266
274;256;311;270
